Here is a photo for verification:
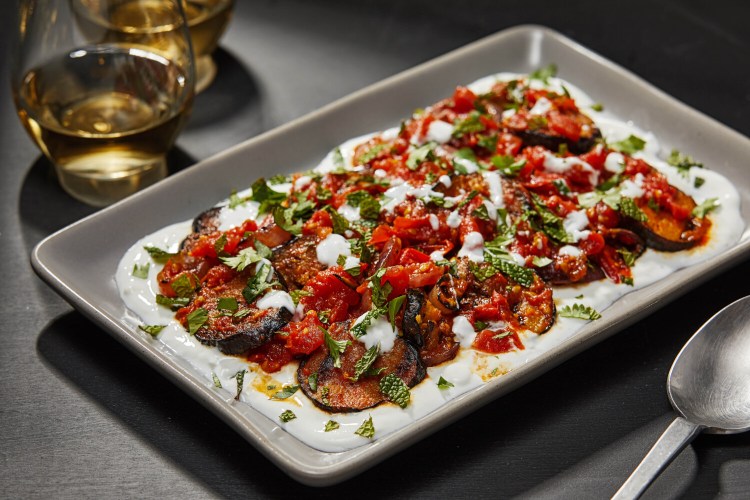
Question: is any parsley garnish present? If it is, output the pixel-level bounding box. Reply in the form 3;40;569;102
271;385;299;400
437;376;454;390
279;410;296;423
611;135;646;155
324;420;340;432
132;262;150;279
220;246;264;271
379;373;410;409
323;327;351;368
358;144;385;164
186;308;208;335
273;196;315;235
355;415;375;439
138;324;165;336
559;303;602;320
692;198;719;218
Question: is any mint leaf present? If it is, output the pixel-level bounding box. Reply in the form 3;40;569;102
355;415;375;439
220;246;264;271
242;263;276;304
407;142;436;170
234;369;246;401
250;178;287;213
186;308;209;335
271;385;299;400
279;410;296;423
211;372;222;388
307;372;318;392
324;205;350;234
346;191;381;220
171;274;197;297
351;345;379;382
324;420;340;432
529;63;557;84
143;246;175;262
611;135;646;155
379;373;410;409
692;198;719;218
619;197;648;222
388;295;406;331
132;262;150;279
559;303;602;320
437;376;454;390
323;327;351;368
453;111;486;137
138;324;165;336
351;308;386;338
155;294;189;310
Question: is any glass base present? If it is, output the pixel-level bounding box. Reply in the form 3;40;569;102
56;153;167;207
195;54;218;94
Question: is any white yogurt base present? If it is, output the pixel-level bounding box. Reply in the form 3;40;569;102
116;74;744;453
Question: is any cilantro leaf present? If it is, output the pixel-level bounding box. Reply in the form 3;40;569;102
379;373;411;409
220;246;264;271
559;303;602;320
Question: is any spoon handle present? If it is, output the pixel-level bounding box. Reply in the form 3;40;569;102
612;416;703;500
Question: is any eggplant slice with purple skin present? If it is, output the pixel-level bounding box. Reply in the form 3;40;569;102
271;234;327;291
298;321;426;412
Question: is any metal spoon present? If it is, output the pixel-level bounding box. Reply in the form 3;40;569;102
613;295;750;499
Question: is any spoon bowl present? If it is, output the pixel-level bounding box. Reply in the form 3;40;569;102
613;295;750;499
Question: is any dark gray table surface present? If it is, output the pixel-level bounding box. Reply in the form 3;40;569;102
2;0;749;498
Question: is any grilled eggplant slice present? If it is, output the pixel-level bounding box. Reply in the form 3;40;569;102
402;289;460;366
298;321;426;412
624;194;710;251
271;235;326;290
176;269;292;355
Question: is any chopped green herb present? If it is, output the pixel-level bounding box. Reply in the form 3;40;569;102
619;198;648;222
528;115;548;131
471;203;492;221
617;248;637;267
622;276;634;286
171;273;198;297
478;134;498;152
457;190;479;208
532;256;553;267
234;369;246;401
559;303;602;320
250;177;287;213
273;197;315;235
332;147;346;170
667;149;703;179
220;246;264;271
186;308;209;335
351;307;387;338
290;289;313;306
132;262;150;279
213;233;228;256
529;63;558;84
217;297;238;312
694;177;705;188
308;372;318;392
692;198;719;218
388;295;406;331
271;385;299;400
268;174;289;185
321;386;331;406
317;310;331;324
591;103;604;112
352;345;380;382
368;269;393;308
325;205;350;234
491;155;526;177
355;415;375;439
138;324;165;336
553;179;571;195
452;111;486;137
358;144;386;165
379;373;410;409
155;294;190;310
324;420;340;432
143;246;175;262
211;372;222;388
323;327;351;368
611;135;646;155
437;376;454;390
406;142;436;170
242;263;277;304
484;253;536;287
346;191;381;220
279;410;296;423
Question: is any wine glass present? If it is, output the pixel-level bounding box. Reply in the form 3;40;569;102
182;0;235;93
11;0;196;207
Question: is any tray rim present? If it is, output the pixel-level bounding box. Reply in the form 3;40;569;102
31;24;750;486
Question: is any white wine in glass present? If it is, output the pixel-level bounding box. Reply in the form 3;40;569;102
12;0;195;206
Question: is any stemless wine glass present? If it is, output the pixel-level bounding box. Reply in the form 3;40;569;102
182;0;235;93
12;0;195;207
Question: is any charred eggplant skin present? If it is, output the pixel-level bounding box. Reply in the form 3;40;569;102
402;289;426;349
518;127;602;155
196;307;293;355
